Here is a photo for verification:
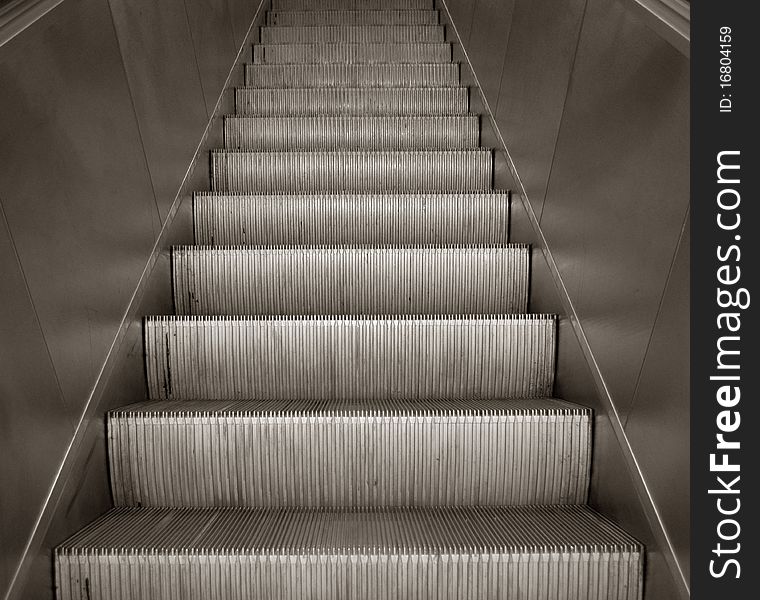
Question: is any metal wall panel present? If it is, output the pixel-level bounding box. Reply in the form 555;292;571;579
0;0;159;422
623;212;689;582
107;0;209;219
0;210;75;594
539;0;689;416
463;0;514;108
444;0;476;43
493;0;587;216
184;0;237;117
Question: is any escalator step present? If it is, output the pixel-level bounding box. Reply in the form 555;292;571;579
109;398;590;507
252;42;452;64
266;9;440;26
224;115;477;150
236;87;468;116
56;505;642;600
260;25;445;44
244;63;459;88
210;149;492;193
192;191;510;246
171;245;528;315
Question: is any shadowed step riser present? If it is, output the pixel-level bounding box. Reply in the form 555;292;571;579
266;10;441;26
224;116;477;151
172;246;528;315
109;399;590;507
244;63;460;88
56;506;642;600
193;192;510;246
235;87;468;116
210;150;492;193
253;43;452;64
144;316;555;401
260;25;445;44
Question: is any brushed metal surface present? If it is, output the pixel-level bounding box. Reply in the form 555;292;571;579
109;398;590;506
538;0;689;415
107;0;209;219
193;192;510;245
144;315;556;401
492;0;587;216
183;0;237;116
0;210;74;594
210;149;493;193
0;0;159;420
171;245;529;314
235;86;468;116
623;213;689;582
244;63;460;87
56;505;642;600
266;9;440;25
252;41;452;63
224;115;478;150
260;24;445;43
272;0;433;8
463;0;515;107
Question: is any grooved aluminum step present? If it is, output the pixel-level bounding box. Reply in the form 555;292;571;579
144;315;555;401
109;398;591;507
272;0;434;9
235;87;468;116
224;116;478;150
193;192;510;245
266;9;440;26
253;42;452;64
172;245;528;315
210;150;492;193
244;63;459;88
56;505;643;600
260;25;444;44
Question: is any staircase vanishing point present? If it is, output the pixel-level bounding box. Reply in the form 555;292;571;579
55;1;644;598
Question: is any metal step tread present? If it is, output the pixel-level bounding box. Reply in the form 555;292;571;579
144;314;556;401
171;244;529;315
236;86;468;116
192;191;510;245
244;63;460;88
210;149;493;193
224;114;477;151
260;25;445;44
57;506;641;599
266;9;441;26
271;0;435;10
252;43;452;64
58;504;640;552
112;397;588;415
109;397;590;507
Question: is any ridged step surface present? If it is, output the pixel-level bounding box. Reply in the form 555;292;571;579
144;315;555;401
210;150;492;193
172;245;528;315
244;63;459;88
236;86;468;116
193;192;510;245
56;505;643;600
266;9;440;26
260;25;444;44
109;398;590;507
272;0;434;9
224;116;478;151
253;42;451;64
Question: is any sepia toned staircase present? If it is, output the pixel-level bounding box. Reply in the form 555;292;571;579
54;0;644;598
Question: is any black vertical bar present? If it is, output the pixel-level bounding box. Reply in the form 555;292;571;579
692;2;759;598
